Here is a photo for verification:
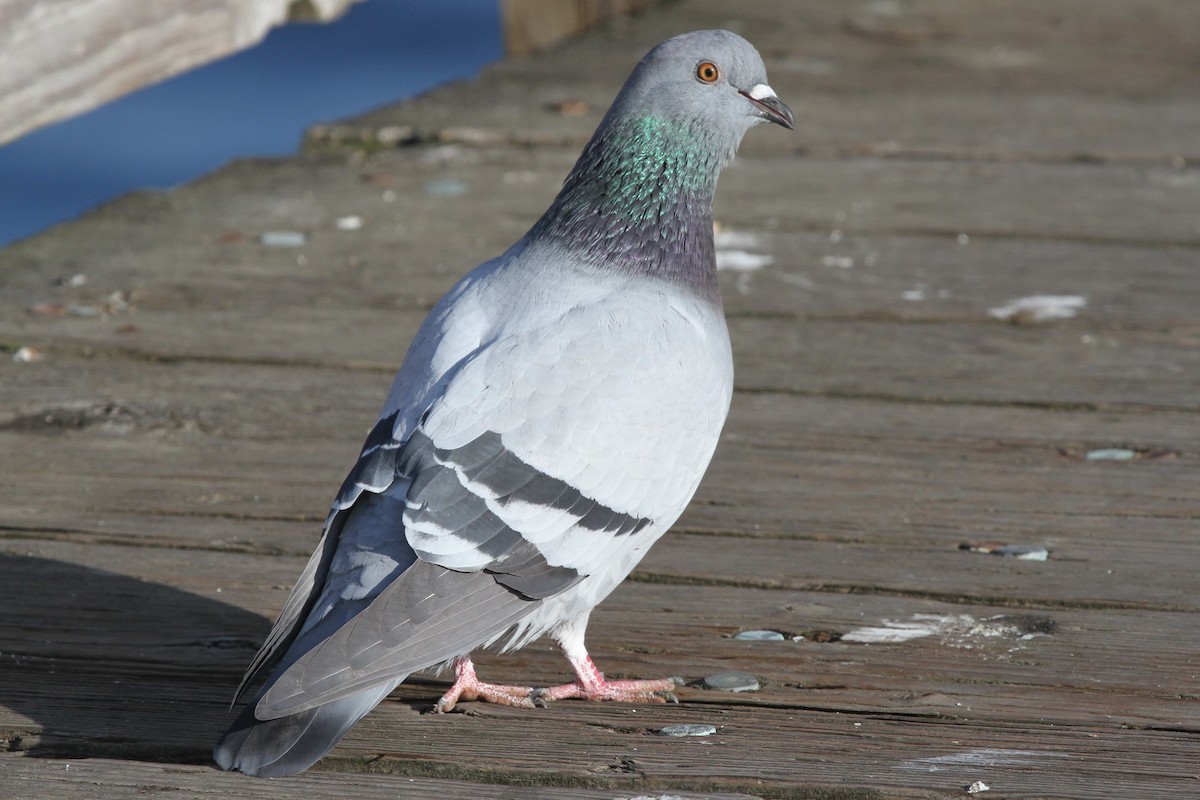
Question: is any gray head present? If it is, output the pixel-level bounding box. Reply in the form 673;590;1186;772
605;30;794;160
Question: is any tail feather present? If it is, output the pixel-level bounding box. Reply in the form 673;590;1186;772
213;679;402;777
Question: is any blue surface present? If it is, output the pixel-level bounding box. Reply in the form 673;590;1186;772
0;0;501;248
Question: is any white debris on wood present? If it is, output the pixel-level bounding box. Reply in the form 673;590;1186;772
713;226;774;295
716;250;773;271
988;294;1086;322
842;613;1049;647
901;748;1067;770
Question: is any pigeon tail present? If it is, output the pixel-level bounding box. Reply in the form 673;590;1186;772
213;679;401;777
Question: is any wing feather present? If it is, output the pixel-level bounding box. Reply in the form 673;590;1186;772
231;512;343;705
258;563;530;717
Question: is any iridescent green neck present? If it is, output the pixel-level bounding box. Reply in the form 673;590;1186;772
529;114;722;299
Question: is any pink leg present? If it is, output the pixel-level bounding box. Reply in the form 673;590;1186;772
434;655;542;713
434;619;680;711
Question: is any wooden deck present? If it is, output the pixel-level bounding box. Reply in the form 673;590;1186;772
1;1;1197;797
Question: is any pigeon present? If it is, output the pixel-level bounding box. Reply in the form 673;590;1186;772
214;28;793;777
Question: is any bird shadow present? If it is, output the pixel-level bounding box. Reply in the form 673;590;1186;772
0;553;269;764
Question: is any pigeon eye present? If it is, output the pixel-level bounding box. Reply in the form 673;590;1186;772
695;61;720;83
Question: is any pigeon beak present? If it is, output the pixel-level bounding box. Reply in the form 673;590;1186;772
739;83;795;130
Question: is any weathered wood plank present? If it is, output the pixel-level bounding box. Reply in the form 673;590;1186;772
0;755;762;800
2;357;1196;617
5;319;1196;412
2;540;1194;728
3;145;1196;414
5;144;1197;309
1;535;1196;798
326;0;1200;161
3;359;1196;573
8;308;1196;408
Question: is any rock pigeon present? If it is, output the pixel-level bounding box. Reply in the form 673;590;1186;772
214;29;793;777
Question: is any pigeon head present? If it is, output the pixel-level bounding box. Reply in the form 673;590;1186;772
528;30;791;296
610;30;794;154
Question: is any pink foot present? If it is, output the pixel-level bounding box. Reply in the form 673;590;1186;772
434;656;542;713
433;654;682;712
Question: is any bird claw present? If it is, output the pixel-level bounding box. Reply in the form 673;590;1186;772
434;656;684;710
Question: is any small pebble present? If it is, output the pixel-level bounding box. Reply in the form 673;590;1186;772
103;290;130;313
12;346;43;363
701;671;759;692
29;303;66;317
1085;448;1137;461
654;723;717;737
260;231;307;247
424;178;469;197
866;0;902;17
546;99;591;117
53;273;87;288
734;630;785;641
375;125;413;146
960;540;1001;553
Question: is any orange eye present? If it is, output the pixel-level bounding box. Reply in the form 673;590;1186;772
695;61;720;83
